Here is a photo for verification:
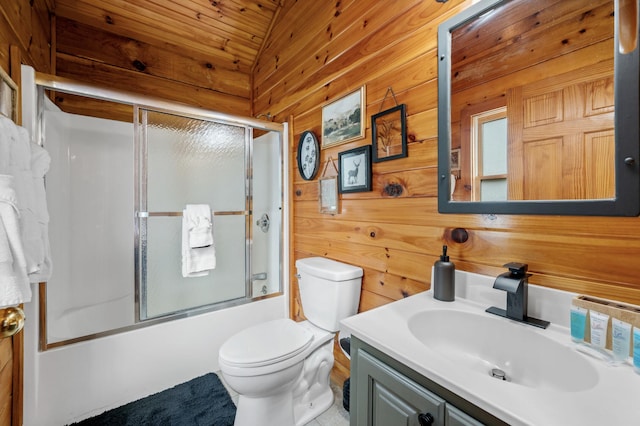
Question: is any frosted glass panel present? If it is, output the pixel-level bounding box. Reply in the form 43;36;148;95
145;111;246;212
480;179;508;201
144;216;246;319
482;118;507;175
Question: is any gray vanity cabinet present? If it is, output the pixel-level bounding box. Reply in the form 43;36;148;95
351;337;505;426
355;349;446;425
445;406;484;426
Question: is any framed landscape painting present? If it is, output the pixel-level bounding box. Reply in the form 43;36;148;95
322;86;365;148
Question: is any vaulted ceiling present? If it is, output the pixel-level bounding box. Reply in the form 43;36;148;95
55;0;282;73
52;0;284;116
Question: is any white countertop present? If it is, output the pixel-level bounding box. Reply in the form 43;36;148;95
341;270;640;425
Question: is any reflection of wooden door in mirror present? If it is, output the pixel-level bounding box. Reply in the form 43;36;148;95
507;69;615;200
449;0;616;202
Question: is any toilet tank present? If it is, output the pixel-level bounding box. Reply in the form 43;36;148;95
295;257;363;332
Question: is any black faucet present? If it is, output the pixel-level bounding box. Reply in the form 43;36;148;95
486;263;550;329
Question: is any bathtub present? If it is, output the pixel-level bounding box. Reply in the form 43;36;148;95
47;294;135;343
23;289;286;424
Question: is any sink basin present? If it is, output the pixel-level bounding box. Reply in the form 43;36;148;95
408;309;599;392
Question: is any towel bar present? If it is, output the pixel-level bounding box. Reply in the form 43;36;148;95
137;210;249;217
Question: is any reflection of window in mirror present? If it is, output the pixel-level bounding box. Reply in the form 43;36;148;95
447;0;616;204
457;99;506;202
439;0;638;215
471;108;507;201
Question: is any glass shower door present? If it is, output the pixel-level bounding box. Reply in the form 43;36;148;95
137;109;249;320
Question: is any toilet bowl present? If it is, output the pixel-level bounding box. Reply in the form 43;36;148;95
219;319;334;426
218;257;363;426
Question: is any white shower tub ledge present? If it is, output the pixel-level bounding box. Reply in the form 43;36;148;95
341;270;640;426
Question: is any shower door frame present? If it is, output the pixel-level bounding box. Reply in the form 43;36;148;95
135;106;257;321
34;72;287;350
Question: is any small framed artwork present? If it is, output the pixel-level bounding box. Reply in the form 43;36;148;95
450;148;461;173
318;176;339;214
372;104;407;162
338;145;372;193
322;86;365;148
297;130;320;180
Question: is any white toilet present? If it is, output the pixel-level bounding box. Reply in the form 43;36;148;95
218;257;363;426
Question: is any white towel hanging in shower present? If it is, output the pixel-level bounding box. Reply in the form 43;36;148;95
181;204;216;278
185;204;214;248
0;174;32;307
0;115;52;292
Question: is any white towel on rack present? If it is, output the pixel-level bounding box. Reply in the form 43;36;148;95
185;204;214;248
0;174;31;307
181;205;216;278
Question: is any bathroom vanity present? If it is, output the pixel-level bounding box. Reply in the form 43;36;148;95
351;337;504;425
341;270;640;425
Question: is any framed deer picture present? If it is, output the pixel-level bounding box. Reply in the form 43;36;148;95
338;145;372;193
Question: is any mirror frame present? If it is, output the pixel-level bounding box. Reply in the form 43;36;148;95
437;0;640;216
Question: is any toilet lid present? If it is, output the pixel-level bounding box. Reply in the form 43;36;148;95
219;318;314;368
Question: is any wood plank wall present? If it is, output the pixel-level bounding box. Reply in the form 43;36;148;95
53;7;251;117
253;0;640;385
0;0;52;74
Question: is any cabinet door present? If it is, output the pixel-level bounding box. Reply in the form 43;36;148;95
355;349;445;426
446;405;485;426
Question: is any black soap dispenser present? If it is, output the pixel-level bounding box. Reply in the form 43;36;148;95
433;245;455;301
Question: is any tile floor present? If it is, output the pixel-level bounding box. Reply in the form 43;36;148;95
218;372;350;426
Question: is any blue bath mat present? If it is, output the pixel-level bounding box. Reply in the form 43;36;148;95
70;372;236;426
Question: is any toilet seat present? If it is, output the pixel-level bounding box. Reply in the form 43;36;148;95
219;318;314;368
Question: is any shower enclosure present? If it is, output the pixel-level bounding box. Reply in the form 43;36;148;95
21;66;289;425
138;108;280;320
38;81;284;347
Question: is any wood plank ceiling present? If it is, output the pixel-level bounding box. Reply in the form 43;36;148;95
52;0;283;116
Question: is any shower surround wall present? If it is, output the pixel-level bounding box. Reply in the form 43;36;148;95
252;132;282;296
45;103;135;342
20;65;289;424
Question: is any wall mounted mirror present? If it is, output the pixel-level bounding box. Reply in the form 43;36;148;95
437;0;640;215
